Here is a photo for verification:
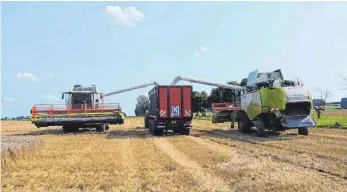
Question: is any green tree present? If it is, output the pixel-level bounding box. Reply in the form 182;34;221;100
134;95;149;116
192;91;210;116
208;81;241;104
240;78;247;86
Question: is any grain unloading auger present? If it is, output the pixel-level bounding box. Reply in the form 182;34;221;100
171;69;316;137
30;81;159;133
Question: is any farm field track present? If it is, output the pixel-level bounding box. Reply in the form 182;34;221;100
1;118;347;192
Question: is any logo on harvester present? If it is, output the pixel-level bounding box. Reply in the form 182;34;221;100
172;106;179;117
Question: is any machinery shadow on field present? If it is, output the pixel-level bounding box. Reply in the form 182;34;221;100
105;127;186;139
105;127;149;139
16;127;109;136
193;128;308;143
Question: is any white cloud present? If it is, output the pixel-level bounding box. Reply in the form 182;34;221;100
40;94;59;102
16;72;39;81
194;46;211;59
199;46;210;52
3;97;17;103
105;5;144;27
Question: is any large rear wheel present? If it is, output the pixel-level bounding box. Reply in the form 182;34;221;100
254;120;267;137
238;112;251;133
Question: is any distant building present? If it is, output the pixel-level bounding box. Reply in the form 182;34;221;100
341;98;347;109
312;99;325;106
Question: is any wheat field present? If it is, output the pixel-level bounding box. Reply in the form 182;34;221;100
1;118;347;192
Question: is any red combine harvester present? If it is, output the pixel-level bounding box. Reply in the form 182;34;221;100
211;102;240;127
144;85;193;136
212;102;240;112
30;82;159;133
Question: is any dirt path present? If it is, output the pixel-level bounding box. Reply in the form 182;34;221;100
152;136;230;192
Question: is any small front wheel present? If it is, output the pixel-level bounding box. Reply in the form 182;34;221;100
298;127;308;136
96;124;106;132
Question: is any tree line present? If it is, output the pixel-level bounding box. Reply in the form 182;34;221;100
134;78;248;116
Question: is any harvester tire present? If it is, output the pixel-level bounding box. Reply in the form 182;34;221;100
255;120;267;137
62;126;71;133
62;125;78;133
298;127;308;136
238;112;251;133
96;124;106;132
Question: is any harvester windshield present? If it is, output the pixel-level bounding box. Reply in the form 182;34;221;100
247;69;284;86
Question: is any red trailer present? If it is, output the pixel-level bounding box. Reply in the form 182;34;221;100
145;85;193;136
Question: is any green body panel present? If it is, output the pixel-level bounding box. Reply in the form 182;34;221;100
244;92;262;120
244;87;299;121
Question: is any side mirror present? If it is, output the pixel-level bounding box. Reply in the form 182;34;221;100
62;94;64;100
96;99;99;102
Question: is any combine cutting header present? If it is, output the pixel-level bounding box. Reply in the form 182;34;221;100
30;82;159;133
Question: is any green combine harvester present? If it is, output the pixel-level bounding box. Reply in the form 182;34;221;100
171;69;316;137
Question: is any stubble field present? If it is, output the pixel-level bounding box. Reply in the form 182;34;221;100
1;117;347;192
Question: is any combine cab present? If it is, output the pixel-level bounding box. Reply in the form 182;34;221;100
30;82;159;133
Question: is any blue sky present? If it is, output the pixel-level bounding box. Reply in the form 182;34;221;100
1;1;347;117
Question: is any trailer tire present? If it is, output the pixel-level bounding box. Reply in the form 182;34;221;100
298;127;308;136
182;128;190;136
149;119;163;136
105;123;110;130
153;128;164;136
96;124;106;132
238;112;251;133
148;119;153;134
144;116;149;129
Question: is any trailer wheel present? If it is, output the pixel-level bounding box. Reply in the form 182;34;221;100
154;128;164;136
153;121;164;136
298;127;308;136
96;124;106;132
144;116;149;129
238;112;251;133
148;119;153;134
181;128;190;136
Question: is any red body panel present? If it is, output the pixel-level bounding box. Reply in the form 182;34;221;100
211;102;240;112
159;87;168;118
183;87;192;118
169;87;182;118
